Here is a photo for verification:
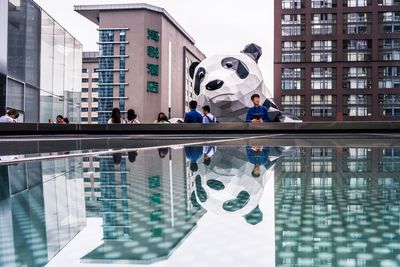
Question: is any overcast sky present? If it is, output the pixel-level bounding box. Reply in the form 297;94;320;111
33;0;275;89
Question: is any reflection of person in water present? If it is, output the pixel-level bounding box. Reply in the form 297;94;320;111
246;146;269;177
203;146;216;166
158;147;169;159
113;153;122;165
185;146;203;172
128;151;138;163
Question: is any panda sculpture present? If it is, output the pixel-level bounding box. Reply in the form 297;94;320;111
190;146;280;225
189;43;301;122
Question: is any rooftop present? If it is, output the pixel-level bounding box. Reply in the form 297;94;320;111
74;3;195;44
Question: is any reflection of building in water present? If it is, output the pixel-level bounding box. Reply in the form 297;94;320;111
275;147;400;266
0;157;86;267
83;156;102;217
82;148;205;264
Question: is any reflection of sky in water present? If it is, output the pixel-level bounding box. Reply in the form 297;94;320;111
0;144;399;266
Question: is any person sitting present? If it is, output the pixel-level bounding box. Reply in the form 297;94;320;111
184;100;203;123
0;109;19;123
126;109;140;124
202;105;216;124
246;94;269;123
154;112;171;123
108;107;125;124
56;115;65;124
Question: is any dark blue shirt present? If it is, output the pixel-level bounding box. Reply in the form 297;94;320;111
246;146;270;166
184;109;203;123
245;105;269;123
185;146;203;162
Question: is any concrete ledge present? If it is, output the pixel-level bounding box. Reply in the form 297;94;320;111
0;121;400;136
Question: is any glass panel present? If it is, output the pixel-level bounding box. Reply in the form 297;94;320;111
24;0;41;87
25;85;39;122
8;0;26;81
6;78;24;111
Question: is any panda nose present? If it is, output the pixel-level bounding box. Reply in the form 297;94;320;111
206;80;224;91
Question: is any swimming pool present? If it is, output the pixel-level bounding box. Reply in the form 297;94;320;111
0;135;399;267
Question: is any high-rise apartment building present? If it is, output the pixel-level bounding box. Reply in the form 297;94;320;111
81;52;99;124
1;0;82;123
75;4;205;123
275;0;400;121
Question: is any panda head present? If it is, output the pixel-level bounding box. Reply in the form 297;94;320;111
190;147;268;225
189;44;266;104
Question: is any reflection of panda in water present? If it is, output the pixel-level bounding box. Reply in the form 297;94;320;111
189;44;301;122
190;147;279;225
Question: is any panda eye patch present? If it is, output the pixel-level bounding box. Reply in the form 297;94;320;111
221;57;249;79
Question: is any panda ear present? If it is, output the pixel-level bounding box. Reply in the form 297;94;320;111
241;43;262;63
189;62;200;79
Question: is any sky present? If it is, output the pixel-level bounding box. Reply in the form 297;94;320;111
33;0;275;90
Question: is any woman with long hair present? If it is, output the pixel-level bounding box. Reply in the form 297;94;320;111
154;112;170;124
126;109;140;124
108;107;124;124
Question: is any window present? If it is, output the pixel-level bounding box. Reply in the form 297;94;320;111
82;68;88;73
281;41;305;62
92;78;99;83
379;0;400;6
344;95;371;116
312;14;336;35
379;67;400;89
312;41;336;62
379;39;400;61
344;13;371;34
281;95;305;117
82;78;89;83
344;0;370;7
380;12;400;33
81;98;88;102
311;95;336;117
343;67;371;89
81;108;89;112
82;88;89;93
379;94;400;116
312;0;336;8
281;14;305;36
282;0;304;9
344;40;372;61
281;68;305;90
312;68;335;90
81;117;89;122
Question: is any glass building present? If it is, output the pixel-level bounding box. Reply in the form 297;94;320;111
0;0;82;123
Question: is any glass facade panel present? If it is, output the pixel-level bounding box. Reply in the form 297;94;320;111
38;10;82;123
25;0;41;87
0;74;5;114
53;23;65;98
25;85;39;122
6;78;24;111
8;0;26;81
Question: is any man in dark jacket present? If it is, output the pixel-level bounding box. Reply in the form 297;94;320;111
246;94;270;123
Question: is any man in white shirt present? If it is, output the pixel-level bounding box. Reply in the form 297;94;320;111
202;105;216;124
0;109;19;123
